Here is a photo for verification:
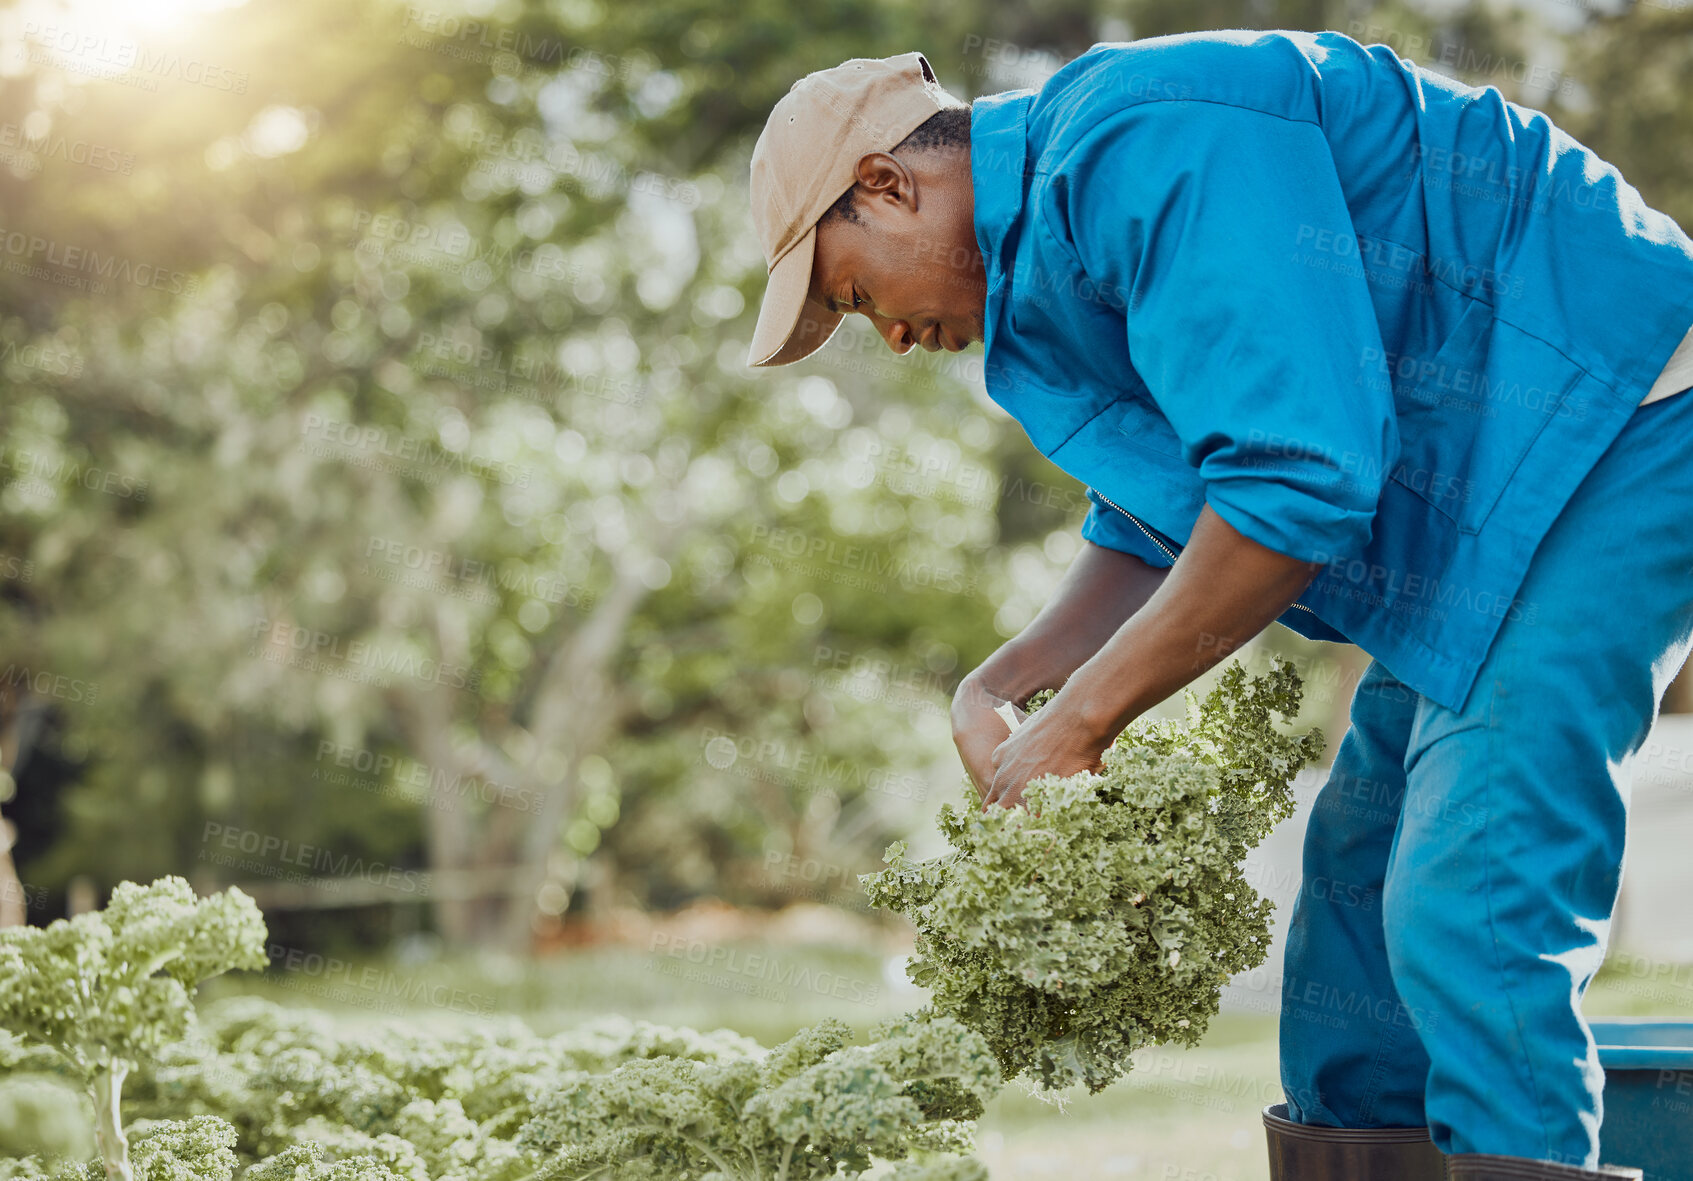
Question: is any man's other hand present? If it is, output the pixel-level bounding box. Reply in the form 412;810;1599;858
984;694;1106;810
950;673;1025;799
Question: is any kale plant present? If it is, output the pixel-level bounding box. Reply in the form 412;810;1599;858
519;1014;999;1180
0;877;268;1180
120;996;993;1181
863;657;1323;1093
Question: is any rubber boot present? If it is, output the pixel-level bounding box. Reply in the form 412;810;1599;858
1445;1155;1642;1180
1263;1103;1448;1180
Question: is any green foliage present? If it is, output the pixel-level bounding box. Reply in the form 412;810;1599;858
6;1117;240;1181
0;877;267;1076
245;1143;406;1181
0;0;1017;942
0;878;267;1181
519;1013;997;1180
0;882;983;1177
126;1117;240;1181
0;1074;94;1160
863;658;1324;1093
0;990;993;1181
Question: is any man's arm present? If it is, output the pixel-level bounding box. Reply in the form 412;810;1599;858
969;103;1396;806
980;504;1320;808
952;538;1169;794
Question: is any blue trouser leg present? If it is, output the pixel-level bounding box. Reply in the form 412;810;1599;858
1279;660;1433;1127
1280;383;1693;1164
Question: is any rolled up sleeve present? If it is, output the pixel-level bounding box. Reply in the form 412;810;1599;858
1080;487;1177;568
1056;100;1399;564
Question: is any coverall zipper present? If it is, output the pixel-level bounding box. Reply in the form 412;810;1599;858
1091;490;1319;616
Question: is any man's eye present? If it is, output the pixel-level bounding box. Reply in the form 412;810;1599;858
851;290;864;309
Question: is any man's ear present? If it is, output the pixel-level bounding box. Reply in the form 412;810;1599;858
853;151;917;211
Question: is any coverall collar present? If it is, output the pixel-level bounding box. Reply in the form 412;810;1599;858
969;88;1036;324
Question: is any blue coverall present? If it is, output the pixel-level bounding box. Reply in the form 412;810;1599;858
966;28;1693;1165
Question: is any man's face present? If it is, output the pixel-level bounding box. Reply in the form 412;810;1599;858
808;149;986;356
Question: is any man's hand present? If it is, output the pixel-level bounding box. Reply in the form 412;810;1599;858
962;504;1323;811
949;542;1171;800
983;695;1105;810
950;674;1025;797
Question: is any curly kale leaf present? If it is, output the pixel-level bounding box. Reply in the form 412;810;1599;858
0;878;268;1181
0;877;268;1077
863;657;1323;1093
519;1015;999;1180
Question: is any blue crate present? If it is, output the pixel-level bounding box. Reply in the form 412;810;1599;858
1591;1018;1693;1181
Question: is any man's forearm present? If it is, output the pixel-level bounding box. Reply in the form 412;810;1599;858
968;539;1171;701
1055;504;1322;743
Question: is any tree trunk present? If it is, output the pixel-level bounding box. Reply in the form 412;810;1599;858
390;524;681;951
0;686;43;928
0;821;24;928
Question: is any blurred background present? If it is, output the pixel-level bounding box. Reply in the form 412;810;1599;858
1;0;1691;1174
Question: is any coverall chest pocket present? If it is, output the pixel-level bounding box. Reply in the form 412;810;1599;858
1386;297;1574;535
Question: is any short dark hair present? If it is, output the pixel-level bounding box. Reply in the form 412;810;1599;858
821;103;973;228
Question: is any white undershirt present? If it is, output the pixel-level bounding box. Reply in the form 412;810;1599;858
1643;323;1693;405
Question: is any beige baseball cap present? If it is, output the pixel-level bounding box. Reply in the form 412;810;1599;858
746;51;964;368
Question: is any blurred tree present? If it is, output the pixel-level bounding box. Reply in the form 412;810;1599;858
0;0;1027;950
1;0;1684;957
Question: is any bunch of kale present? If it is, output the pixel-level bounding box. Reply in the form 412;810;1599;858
863;658;1323;1094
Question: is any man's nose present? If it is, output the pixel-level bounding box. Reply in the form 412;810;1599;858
867;311;916;355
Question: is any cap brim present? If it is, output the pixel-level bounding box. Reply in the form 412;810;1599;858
746;224;844;367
